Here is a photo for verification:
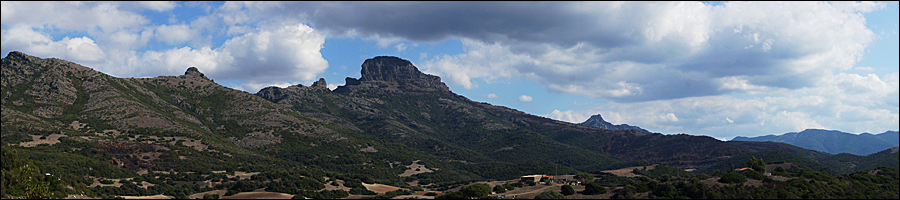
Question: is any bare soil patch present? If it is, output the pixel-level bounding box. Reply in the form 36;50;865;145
19;134;67;147
70;120;88;130
220;192;293;199
359;146;378;152
323;177;352;191
399;160;433;177
227;171;259;180
601;164;658;177
362;183;403;194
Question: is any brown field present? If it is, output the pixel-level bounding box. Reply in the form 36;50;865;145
219;192;293;199
600;164;658;177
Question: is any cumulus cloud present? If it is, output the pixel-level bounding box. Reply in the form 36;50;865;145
129;24;329;92
0;1;148;31
154;24;195;45
262;2;880;103
1;25;105;63
518;95;533;102
487;93;499;98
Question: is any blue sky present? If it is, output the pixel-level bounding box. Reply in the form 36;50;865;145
2;1;898;140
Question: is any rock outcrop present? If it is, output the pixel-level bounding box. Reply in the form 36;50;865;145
580;114;651;134
184;67;206;78
334;56;450;94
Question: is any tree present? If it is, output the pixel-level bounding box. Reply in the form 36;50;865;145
560;185;575;196
574;172;594;184
493;185;506;193
460;183;490;198
748;157;766;173
534;190;566;199
582;182;606;195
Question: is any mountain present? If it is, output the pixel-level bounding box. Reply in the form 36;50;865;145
256;56;832;168
3;52;897;198
580;114;651;134
731;129;899;156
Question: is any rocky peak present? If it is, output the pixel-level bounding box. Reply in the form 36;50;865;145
581;114;651;134
334;56;449;93
184;67;206;78
311;78;328;90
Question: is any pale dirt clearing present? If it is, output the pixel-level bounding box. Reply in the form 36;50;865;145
362;183;403;194
227;171;259;180
601;164;658;177
323;177;352;191
399;160;433;177
18;134;67;147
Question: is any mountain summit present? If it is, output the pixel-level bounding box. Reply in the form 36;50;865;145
580;114;651;134
334;56;449;94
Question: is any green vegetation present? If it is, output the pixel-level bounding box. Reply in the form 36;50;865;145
533;190;565;199
582;182;607;195
560;185;574;196
748;156;766;173
493;184;506;193
718;171;748;183
460;183;490;198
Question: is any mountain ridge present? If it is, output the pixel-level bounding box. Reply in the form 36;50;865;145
731;129;899;156
3;52;896;197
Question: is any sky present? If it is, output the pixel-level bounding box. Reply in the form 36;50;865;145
2;1;898;140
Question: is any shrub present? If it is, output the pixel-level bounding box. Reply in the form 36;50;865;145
493;185;506;193
718;171;747;184
582;182;607;195
560;185;575;196
744;170;766;180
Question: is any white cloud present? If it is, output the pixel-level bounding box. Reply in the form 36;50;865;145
1;25;105;63
395;43;407;52
139;1;177;12
546;109;590;124
487;93;499;98
154;24;195;45
1;1;148;31
518;95;533;102
417;2;881;102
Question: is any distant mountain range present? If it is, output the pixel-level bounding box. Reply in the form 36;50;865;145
731;129;899;156
580;114;651;134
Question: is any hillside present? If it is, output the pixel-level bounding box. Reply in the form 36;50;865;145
3;52;897;199
732;129;899;156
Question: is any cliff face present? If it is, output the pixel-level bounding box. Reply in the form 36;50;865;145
334;56;449;94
